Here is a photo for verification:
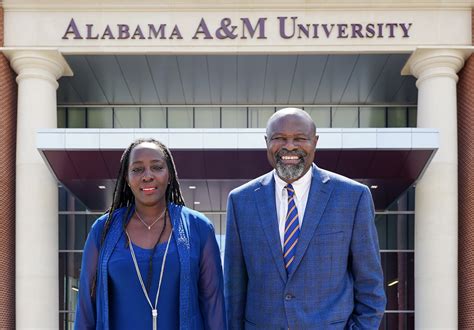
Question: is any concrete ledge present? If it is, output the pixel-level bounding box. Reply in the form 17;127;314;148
37;127;439;151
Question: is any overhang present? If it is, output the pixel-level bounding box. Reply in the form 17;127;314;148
38;128;438;211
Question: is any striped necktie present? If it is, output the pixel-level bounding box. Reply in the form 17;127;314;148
284;184;300;274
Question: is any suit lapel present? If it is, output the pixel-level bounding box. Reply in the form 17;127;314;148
254;172;287;283
288;165;333;281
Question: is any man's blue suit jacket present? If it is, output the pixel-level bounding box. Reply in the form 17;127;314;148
224;164;386;329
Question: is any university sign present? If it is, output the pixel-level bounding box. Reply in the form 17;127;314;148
62;17;413;41
3;9;470;52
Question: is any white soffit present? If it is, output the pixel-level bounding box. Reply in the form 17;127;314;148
37;128;439;151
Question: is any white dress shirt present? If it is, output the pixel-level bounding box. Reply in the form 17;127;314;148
274;168;312;249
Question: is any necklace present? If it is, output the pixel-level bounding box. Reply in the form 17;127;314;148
126;229;172;330
135;208;166;230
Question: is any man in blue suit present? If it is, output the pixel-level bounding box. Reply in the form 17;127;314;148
224;108;386;329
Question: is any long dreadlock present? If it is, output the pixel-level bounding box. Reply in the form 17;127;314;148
90;138;185;297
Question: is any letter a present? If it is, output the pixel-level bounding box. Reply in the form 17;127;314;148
62;18;83;40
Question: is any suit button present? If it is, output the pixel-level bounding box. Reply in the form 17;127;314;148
285;294;294;300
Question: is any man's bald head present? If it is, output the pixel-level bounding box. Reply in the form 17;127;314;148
266;108;316;137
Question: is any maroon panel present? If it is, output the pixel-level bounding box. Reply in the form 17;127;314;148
236;150;272;179
203;149;241;179
101;150;123;179
335;150;376;178
400;150;434;179
367;150;410;179
172;150;207;178
315;150;341;172
67;150;109;180
43;150;79;180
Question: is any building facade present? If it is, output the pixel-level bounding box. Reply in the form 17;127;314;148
1;0;474;328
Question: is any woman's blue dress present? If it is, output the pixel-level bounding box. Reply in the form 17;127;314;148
108;234;180;330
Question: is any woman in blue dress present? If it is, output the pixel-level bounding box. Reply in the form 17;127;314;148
75;138;226;329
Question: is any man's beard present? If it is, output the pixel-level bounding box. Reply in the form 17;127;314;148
275;150;306;181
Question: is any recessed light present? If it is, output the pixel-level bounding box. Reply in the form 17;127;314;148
388;280;398;287
98;185;106;190
370;185;378;189
194;201;200;205
189;186;196;190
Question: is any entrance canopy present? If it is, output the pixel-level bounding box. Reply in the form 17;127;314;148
38;128;438;211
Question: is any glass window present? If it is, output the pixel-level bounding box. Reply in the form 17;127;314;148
58;252;81;312
387;107;408;127
141;107;167;128
67;107;86;128
59;312;75;330
168;107;193;128
58;187;68;212
381;252;415;312
376;214;414;250
195;107;220;128
114;107;140;128
360;107;386;128
408;107;417;127
380;313;414;330
304;107;331;128
58;108;67;128
222;107;247;128
388;187;414;212
249;107;275;128
87;107;113;128
331;107;358;128
59;214;96;250
58;187;87;212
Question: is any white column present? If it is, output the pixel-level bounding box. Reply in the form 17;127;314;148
403;47;472;329
3;49;72;329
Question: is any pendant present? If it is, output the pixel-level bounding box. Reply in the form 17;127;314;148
148;226;151;230
152;309;157;330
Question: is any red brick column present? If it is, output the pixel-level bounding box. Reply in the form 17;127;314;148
458;8;474;329
0;5;17;330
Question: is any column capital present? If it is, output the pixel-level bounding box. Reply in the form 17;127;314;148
1;48;72;89
402;47;473;87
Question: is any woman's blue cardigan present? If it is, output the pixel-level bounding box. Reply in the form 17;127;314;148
74;203;226;329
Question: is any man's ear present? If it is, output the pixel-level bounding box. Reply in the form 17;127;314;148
264;135;269;145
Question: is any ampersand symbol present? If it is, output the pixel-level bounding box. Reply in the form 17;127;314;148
216;18;238;39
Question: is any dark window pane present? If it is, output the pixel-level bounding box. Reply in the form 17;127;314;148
58;108;66;128
59;312;75;330
67;107;86;128
387;107;408;127
360;107;386;128
59;214;95;250
375;215;414;250
408;107;417;127
58;252;82;312
58;187;68;212
379;312;414;330
382;252;414;311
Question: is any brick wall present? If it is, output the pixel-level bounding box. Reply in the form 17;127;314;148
0;5;17;329
457;7;474;329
